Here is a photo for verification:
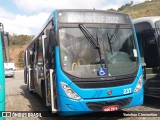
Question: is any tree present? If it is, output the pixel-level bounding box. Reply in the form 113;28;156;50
118;1;134;11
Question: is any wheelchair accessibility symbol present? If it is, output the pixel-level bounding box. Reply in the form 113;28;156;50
98;68;107;76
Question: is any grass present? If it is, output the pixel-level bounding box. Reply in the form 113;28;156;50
121;0;160;19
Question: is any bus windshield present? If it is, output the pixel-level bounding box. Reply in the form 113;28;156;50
59;25;139;78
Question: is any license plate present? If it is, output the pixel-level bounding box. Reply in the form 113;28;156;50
103;105;118;112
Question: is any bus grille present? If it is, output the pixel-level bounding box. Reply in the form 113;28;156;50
86;97;132;111
66;72;136;88
73;77;135;88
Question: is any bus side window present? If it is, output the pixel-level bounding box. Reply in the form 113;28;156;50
29;48;34;67
34;41;39;67
44;21;55;70
37;37;43;63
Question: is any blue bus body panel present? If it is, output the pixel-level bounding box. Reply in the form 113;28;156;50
0;33;5;120
0;94;5;120
0;33;5;104
58;88;143;115
131;19;142;64
55;46;144;114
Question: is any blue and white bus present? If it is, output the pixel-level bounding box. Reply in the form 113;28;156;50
0;23;9;119
24;9;144;115
134;16;160;98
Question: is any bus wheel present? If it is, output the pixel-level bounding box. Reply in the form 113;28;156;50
41;80;46;106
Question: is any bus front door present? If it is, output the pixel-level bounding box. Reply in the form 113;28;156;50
42;31;57;112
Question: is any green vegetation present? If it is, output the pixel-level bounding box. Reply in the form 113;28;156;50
9;35;34;46
120;0;160;19
9;35;34;69
118;1;133;11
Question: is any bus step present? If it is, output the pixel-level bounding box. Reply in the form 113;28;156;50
145;94;160;98
146;74;160;80
145;80;160;88
145;74;160;91
145;67;160;74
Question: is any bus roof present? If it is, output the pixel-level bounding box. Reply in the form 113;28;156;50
133;16;160;27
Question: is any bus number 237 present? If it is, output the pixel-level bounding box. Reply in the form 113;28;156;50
123;88;132;94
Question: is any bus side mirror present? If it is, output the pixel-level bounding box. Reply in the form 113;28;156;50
46;29;57;46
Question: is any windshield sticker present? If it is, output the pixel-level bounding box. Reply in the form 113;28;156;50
133;49;137;57
64;56;68;61
98;68;107;76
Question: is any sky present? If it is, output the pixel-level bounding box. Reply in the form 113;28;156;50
0;0;146;35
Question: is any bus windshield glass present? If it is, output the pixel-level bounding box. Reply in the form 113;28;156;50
59;25;139;78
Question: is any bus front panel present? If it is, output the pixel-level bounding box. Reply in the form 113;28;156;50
55;46;143;115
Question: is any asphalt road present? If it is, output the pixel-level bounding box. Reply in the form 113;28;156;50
5;70;160;120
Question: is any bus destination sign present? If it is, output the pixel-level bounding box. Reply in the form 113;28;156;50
57;11;130;24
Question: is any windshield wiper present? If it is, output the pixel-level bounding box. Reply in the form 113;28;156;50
79;24;99;49
107;33;113;54
107;25;119;55
79;24;102;65
96;33;102;61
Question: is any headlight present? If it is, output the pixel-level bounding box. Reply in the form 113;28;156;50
134;75;143;93
61;82;81;100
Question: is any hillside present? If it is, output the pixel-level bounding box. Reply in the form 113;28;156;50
9;35;34;69
121;0;160;19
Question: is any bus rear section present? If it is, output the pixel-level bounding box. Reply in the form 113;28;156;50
0;23;9;120
134;17;160;98
24;9;144;116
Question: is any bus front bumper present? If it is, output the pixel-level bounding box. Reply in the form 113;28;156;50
58;88;143;115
